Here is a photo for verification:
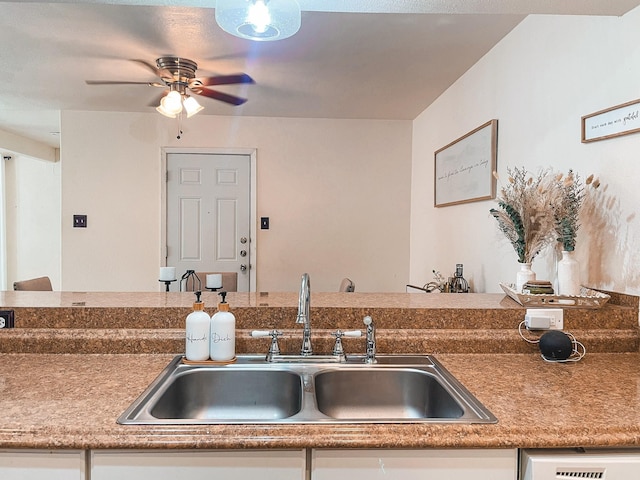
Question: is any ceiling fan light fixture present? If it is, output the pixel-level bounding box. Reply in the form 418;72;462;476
183;96;204;118
160;90;184;116
156;104;177;118
215;0;301;41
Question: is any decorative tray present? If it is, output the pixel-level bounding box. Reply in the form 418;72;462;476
499;282;610;308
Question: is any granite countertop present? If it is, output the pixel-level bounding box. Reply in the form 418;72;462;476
0;291;541;309
0;290;638;450
1;292;637;355
1;352;639;450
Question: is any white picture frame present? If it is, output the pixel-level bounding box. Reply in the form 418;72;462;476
582;99;640;143
434;119;498;208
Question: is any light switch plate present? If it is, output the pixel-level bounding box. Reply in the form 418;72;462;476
73;214;87;228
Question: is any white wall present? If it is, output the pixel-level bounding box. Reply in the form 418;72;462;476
60;112;412;292
411;8;640;295
4;154;61;289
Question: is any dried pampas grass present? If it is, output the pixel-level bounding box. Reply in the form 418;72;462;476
490;167;561;263
490;167;600;262
550;170;600;251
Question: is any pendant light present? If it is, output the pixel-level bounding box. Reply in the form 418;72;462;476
215;0;301;41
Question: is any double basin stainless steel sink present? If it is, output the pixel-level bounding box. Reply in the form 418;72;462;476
118;354;496;425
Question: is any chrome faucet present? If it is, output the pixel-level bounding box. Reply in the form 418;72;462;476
296;273;312;356
363;316;377;363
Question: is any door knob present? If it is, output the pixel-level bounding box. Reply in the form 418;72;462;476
240;250;247;257
240;264;247;271
240;237;247;244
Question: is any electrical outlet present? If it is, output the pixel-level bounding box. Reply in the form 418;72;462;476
0;310;15;329
524;308;563;330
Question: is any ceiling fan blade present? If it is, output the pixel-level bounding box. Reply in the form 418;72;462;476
193;87;248;106
195;74;255;87
147;91;168;108
131;59;173;81
85;80;164;87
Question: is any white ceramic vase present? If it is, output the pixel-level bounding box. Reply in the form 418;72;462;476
516;262;536;293
557;250;581;296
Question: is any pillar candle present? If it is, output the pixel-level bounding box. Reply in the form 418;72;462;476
159;267;176;281
206;273;223;289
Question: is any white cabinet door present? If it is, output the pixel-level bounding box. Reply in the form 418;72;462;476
0;449;85;480
91;449;306;480
312;449;517;480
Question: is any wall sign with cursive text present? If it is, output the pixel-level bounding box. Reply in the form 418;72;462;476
582;99;640;143
434;119;498;207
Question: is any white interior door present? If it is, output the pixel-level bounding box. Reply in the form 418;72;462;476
166;153;251;292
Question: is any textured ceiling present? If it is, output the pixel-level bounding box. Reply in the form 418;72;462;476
1;0;639;148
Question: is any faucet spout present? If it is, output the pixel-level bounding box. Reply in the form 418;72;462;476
296;273;312;356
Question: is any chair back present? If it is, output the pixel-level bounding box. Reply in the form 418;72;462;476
339;278;355;292
13;276;53;291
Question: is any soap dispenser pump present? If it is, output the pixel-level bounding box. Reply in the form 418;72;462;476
185;291;210;361
210;291;236;361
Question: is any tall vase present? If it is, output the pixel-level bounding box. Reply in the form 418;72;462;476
558;250;580;296
516;262;536;293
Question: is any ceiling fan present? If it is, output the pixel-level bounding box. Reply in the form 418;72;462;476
86;56;255;117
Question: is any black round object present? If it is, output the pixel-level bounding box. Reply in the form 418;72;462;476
539;330;573;361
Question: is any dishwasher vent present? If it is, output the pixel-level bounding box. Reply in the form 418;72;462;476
556;468;605;479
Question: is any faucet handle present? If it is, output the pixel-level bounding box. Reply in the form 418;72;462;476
331;329;362;361
251;329;283;340
251;330;274;338
342;330;362;338
331;329;362;339
251;330;283;361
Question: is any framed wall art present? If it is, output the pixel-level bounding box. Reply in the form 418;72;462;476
434;119;498;208
582;99;640;143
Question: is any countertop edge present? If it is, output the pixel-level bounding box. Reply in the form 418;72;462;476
1;425;639;451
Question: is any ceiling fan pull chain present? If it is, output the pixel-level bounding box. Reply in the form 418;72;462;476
176;113;183;140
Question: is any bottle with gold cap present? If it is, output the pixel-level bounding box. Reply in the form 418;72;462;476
210;291;236;361
185;291;210;361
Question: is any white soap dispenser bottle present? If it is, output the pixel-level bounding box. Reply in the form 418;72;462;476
185;291;210;361
210;291;236;361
